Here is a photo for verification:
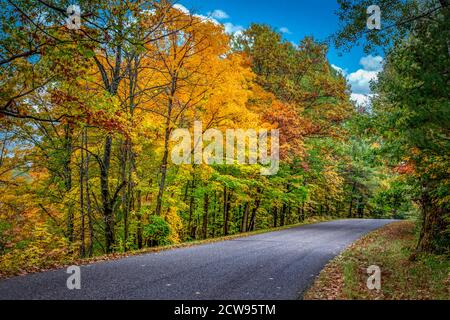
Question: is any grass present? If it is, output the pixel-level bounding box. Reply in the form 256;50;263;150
0;215;335;279
304;221;450;300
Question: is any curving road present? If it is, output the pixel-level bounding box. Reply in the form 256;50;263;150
0;219;395;300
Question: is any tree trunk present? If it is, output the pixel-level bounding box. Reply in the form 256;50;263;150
93;42;123;254
63;124;74;244
202;193;209;239
248;196;260;231
273;207;278;228
416;188;449;254
79;130;85;258
122;138;134;252
357;199;364;218
155;123;170;216
84;128;93;257
241;202;249;233
212;192;217;238
299;202;305;222
120;139;128;252
280;204;287;226
155;78;176;216
187;179;195;238
136;190;143;249
223;186;231;236
348;182;356;218
101;135;114;253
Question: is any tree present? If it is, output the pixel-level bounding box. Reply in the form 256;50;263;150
371;7;450;253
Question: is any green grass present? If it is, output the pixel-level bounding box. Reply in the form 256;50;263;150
304;221;450;300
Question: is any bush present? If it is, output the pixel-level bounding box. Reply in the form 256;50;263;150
143;215;170;247
0;224;73;277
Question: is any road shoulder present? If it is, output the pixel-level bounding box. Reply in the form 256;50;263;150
303;221;450;300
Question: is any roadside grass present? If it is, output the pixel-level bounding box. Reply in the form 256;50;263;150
0;215;334;279
304;221;450;300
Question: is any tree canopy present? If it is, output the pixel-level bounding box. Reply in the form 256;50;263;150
0;0;448;276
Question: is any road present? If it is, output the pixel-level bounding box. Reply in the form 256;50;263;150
0;219;395;300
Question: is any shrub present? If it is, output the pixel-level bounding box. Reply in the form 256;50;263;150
143;215;170;247
0;224;72;277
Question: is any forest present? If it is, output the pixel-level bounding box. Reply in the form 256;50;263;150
0;0;448;276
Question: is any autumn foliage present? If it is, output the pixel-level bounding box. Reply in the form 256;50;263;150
1;0;446;276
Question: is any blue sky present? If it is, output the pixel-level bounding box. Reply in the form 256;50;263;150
177;0;383;105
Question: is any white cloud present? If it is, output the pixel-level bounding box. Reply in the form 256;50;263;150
233;29;244;38
172;4;220;25
173;3;189;14
331;64;347;76
279;27;292;34
195;14;220;25
359;55;383;71
332;55;383;108
172;4;242;35
224;22;244;35
346;55;383;95
347;69;379;95
209;9;229;20
351;93;375;107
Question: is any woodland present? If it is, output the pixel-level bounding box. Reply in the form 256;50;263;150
0;0;448;275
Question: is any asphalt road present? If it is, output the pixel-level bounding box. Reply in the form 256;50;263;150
0;219;395;300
